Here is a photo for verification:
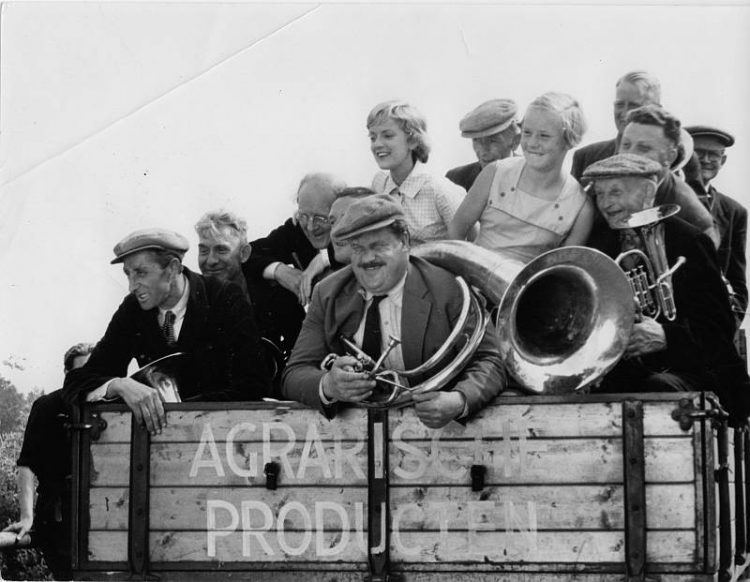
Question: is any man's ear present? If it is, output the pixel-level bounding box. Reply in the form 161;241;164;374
240;243;252;263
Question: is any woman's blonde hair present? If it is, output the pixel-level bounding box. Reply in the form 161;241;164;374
526;92;587;149
366;100;431;164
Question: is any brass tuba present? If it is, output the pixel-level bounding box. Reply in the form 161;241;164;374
614;204;686;322
415;241;634;395
344;240;634;404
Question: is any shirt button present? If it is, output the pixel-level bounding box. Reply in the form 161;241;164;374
500;192;505;197
554;203;559;209
558;216;563;221
510;187;515;192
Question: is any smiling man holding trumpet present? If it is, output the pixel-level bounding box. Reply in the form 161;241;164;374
281;194;506;428
583;154;750;420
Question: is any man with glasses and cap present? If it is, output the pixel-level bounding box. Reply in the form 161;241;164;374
446;99;521;192
63;228;271;434
244;173;347;356
686;125;747;320
282;194;505;428
583;154;749;421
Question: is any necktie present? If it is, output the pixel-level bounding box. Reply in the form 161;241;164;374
162;310;176;345
362;295;387;360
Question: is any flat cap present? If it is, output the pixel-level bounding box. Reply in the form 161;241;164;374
331;194;405;241
459;99;518;139
685;125;735;148
111;228;189;264
582;154;662;183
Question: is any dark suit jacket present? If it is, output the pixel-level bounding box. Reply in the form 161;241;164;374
281;256;506;417
63;268;271;403
586;217;746;405
245;218;341;357
709;186;748;313
571;139;617;182
446;162;483;192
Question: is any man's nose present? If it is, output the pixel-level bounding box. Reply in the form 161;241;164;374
128;276;139;293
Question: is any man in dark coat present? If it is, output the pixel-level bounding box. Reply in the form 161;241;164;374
686;125;748;318
445;99;520;191
244;173;346;356
282;194;506;428
63;228;271;434
2;343;93;580
571;71;662;181
583;154;749;419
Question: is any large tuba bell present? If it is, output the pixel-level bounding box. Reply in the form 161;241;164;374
614;203;685;322
414;241;634;395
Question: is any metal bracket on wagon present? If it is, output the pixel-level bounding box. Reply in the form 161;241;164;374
671;395;729;431
65;412;108;441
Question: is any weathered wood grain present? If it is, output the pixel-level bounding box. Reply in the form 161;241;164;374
388;484;694;530
88;444;130;487
148;441;368;486
388;437;693;485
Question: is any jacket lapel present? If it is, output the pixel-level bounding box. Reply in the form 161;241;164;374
401;263;431;370
176;269;208;350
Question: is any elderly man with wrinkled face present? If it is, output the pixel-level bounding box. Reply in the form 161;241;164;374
583;154;749;419
243;173;347;356
282;194;506;428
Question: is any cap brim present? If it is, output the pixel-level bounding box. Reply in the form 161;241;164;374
335;217;398;242
111;244;171;264
461;118;516;139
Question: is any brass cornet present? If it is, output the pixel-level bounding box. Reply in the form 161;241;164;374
614;204;686;322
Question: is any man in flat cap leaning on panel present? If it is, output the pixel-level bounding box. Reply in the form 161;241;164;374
686;125;748;320
63;228;272;434
446;99;521;192
282;194;506;428
583;154;749;419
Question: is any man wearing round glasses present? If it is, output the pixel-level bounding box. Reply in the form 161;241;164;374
245;173;347;356
686;125;747;319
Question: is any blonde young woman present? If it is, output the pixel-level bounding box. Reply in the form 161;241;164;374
449;92;594;263
367;100;468;245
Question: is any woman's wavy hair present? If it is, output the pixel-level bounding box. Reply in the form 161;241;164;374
366;100;431;164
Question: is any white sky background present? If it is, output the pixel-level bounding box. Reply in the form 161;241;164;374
0;1;749;394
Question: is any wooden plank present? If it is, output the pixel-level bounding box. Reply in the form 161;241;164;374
92;411;132;444
88;531;129;562
151;531;367;562
642;400;698;437
150;488;368;530
89;487;129;530
88;484;694;538
390;402;623;439
390;531;695;564
89;444;131;486
153;407;367;443
388;437;693;485
88;530;368;563
388;484;694;530
150;442;368;486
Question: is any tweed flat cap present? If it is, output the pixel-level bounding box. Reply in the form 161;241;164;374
685;125;735;148
582;154;662;183
459;99;518;139
331;194;405;241
111;228;189;264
